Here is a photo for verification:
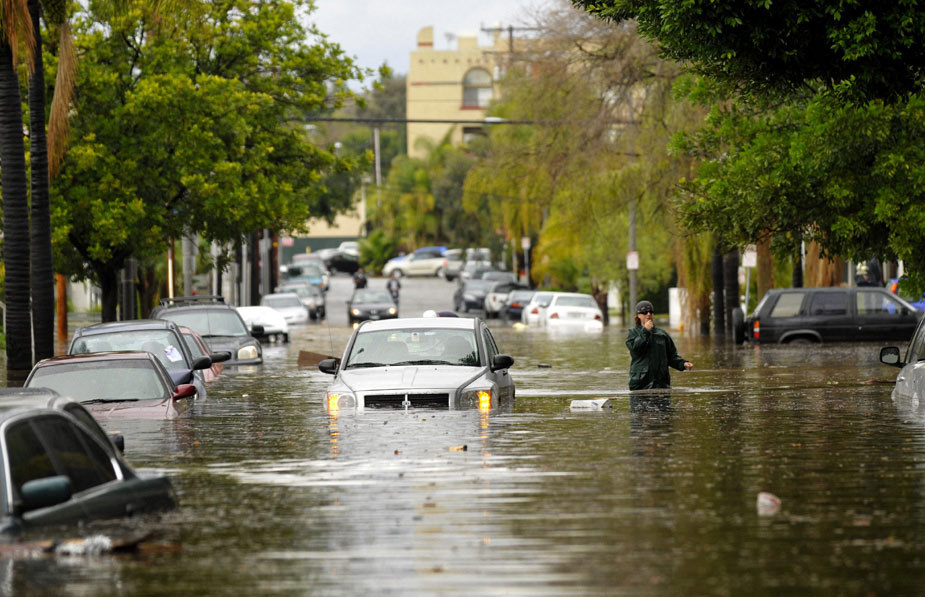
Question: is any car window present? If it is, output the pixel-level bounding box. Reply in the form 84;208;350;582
6;420;58;502
353;290;393;303
34;416;117;492
63;404;115;451
183;334;206;359
161;310;249;337
263;295;302;308
482;328;499;364
26;360;170;401
907;321;925;363
555;296;598;309
769;293;805;318
856;290;904;315
809;292;848;316
70;330;189;371
344;328;479;368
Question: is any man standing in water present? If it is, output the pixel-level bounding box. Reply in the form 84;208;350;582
626;300;693;390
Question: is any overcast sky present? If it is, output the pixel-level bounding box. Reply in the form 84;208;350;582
310;1;551;84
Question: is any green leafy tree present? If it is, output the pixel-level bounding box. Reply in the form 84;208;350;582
53;0;361;320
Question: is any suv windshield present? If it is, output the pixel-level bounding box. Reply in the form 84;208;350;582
160;310;249;337
344;328;480;368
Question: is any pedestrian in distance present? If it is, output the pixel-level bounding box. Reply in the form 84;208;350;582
626;300;692;391
387;271;401;305
353;267;367;289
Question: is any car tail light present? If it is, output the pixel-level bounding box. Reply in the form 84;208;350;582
594;314;602;321
752;320;760;339
531;307;538;314
512;302;522;308
550;312;559;319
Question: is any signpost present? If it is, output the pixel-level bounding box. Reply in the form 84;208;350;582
522;236;531;284
743;244;757;312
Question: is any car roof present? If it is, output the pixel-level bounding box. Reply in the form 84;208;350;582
263;292;301;299
73;319;180;336
33;351;159;367
357;317;477;333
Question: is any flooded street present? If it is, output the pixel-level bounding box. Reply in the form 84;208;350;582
7;277;925;594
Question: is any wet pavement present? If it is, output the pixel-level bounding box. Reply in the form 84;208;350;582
5;276;925;594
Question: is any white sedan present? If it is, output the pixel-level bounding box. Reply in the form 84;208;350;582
542;293;604;332
521;292;555;326
319;317;515;412
260;292;309;325
237;306;290;342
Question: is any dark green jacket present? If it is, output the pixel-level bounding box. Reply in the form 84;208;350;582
626;325;687;390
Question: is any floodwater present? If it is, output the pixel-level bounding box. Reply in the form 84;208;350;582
5;279;925;595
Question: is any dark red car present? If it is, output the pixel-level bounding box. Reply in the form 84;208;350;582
24;352;197;419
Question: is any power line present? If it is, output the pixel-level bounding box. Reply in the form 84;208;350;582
306;116;553;125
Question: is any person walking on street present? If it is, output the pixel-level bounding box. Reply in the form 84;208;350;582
626;300;692;390
387;272;401;305
353;267;368;289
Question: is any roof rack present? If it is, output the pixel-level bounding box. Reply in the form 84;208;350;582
158;295;226;307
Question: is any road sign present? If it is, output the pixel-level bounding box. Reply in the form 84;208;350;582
626;251;639;270
743;244;757;268
521;236;531;250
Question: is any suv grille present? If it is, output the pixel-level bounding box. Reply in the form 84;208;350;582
364;393;450;409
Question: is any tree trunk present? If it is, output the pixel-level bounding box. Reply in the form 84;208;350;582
723;247;740;334
0;40;34;381
95;265;119;322
756;237;773;304
792;245;803;288
29;0;55;362
711;245;725;336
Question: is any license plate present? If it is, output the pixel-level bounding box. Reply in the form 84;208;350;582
567;312;585;319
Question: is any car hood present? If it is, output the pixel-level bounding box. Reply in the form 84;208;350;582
339;365;482;393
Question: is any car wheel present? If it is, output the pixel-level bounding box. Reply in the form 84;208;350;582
787;337;813;345
436;267;444;278
394;269;405;277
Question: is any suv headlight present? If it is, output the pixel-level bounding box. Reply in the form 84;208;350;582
461;388;492;410
237;345;259;361
327;391;357;412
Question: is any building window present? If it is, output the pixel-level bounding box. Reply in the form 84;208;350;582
462;126;486;144
462;68;492;108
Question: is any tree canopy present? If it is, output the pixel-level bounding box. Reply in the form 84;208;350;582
573;0;925;101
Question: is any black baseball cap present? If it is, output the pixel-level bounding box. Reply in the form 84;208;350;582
635;300;654;314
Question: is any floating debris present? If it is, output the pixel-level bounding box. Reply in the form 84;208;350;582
756;491;781;516
569;399;611;410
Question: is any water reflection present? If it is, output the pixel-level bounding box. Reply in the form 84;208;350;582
6;321;925;594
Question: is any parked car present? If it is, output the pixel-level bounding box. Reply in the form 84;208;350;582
442;249;464;282
338;240;360;256
453;279;495;313
521;291;555;326
236;305;290;342
317;248;360;274
319;316;515;411
178;325;229;382
347;288;398;325
744;287;922;344
543;293;604;332
68;319;212;397
382;254;410;277
458;262;495;283
0;390;176;534
25;352;198;419
484;281;529;319
261;292;309;326
149;296;264;365
880;313;925;401
505;289;536;321
277;281;326;319
285;262;328;292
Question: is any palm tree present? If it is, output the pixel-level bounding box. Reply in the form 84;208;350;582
0;2;36;383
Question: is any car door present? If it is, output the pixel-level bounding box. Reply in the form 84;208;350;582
762;291;807;342
481;326;514;402
855;289;919;342
894;317;925;401
805;290;853;341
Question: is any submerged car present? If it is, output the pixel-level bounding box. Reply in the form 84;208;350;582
319;317;515;411
543;293;604;332
24;352;198;419
745;287;921;344
347;288;398;324
453;279;495;313
0;390;176;534
261;292;309;326
278;282;326;320
178;325;229;382
237;306;290;342
505;289;537;321
880;313;925;401
150;296;263;365
68;319;211;397
521;291;554;326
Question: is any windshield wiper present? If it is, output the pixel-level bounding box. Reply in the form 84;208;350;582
345;362;387;369
393;359;454;366
80;398;140;404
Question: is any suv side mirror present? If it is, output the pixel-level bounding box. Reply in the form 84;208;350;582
490;354;514;371
21;475;72;512
192;356;212;371
880;346;903;368
318;358;339;375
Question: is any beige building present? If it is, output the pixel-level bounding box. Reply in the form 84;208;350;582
407;26;518;158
